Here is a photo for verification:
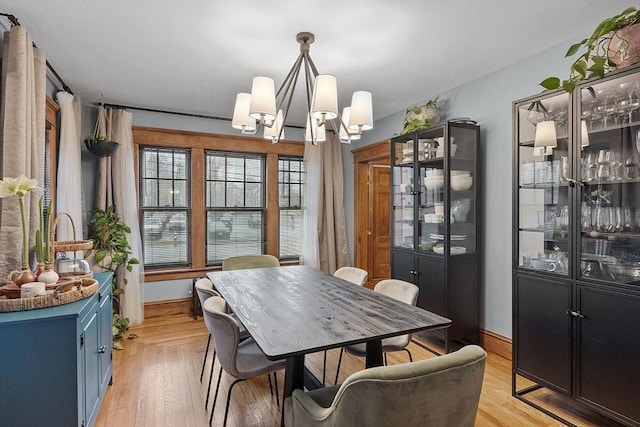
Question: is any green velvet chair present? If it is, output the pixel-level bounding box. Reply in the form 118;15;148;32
285;344;487;427
221;254;280;270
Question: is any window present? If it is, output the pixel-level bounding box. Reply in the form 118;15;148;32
205;151;265;263
134;127;305;279
279;156;304;259
139;147;191;267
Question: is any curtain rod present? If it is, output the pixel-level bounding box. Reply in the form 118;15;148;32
103;103;306;129
0;12;74;95
103;103;232;121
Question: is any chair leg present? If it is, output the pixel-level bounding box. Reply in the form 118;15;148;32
200;334;211;381
274;371;280;407
268;372;274;396
404;348;413;362
384;352;388;366
334;348;344;385
322;351;327;385
223;379;246;427
209;366;224;425
205;349;217;409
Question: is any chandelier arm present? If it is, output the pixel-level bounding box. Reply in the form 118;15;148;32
305;53;320;79
277;62;303;142
276;53;304;100
301;53;318;144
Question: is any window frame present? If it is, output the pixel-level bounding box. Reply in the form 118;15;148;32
133;126;304;282
278;156;305;260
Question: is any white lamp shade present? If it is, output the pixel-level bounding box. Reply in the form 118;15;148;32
581;120;590;147
339;107;361;143
349;91;373;131
534;120;557;148
305;115;326;143
249;76;277;123
232;93;257;133
264;109;285;143
311;74;338;121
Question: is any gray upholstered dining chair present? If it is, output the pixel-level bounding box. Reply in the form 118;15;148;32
221;254;280;270
203;296;286;427
333;278;419;384
285;344;487;427
321;266;369;384
194;278;254;410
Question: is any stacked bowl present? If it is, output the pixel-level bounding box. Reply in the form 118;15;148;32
424;169;444;189
451;170;473;191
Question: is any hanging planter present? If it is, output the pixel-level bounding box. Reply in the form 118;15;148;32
84;104;120;157
84;136;120;157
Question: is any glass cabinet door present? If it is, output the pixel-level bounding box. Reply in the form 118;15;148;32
517;92;571;276
450;124;478;255
418;127;445;253
392;136;416;249
578;71;640;285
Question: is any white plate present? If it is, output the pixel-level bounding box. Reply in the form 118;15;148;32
430;234;467;241
433;245;467;255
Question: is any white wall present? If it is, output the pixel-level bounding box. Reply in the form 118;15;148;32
343;39;578;339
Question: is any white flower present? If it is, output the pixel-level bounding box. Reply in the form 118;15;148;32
0;175;39;198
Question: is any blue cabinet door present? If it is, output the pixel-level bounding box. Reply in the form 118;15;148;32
82;309;101;426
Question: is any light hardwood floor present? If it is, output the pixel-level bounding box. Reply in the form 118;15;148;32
95;314;624;427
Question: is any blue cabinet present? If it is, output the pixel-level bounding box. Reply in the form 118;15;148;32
0;272;113;427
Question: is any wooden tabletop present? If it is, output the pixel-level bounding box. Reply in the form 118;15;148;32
207;265;451;359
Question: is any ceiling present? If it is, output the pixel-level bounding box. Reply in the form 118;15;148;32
0;1;636;128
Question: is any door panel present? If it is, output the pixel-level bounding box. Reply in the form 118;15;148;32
514;275;571;394
369;164;391;283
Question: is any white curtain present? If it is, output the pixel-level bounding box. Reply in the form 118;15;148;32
0;25;46;280
302;133;349;273
55;91;84;253
95;106;145;325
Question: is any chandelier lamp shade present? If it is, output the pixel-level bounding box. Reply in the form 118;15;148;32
231;31;373;144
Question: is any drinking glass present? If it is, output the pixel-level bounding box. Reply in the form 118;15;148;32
611;207;623;232
623;207;635;231
581;203;592;231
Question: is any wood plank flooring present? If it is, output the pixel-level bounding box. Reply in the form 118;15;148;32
95;314;625;427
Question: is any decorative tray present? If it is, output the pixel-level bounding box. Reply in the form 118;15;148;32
0;278;98;312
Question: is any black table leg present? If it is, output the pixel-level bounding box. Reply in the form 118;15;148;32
365;339;383;368
281;355;305;427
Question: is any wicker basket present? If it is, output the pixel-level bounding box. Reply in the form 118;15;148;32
50;212;93;258
0;278;98;312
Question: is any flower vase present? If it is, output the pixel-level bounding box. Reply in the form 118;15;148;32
37;263;59;284
8;266;37;287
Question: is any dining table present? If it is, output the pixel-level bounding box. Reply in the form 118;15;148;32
207;265;451;424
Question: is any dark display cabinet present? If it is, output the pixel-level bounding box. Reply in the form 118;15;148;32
390;119;480;352
513;64;640;427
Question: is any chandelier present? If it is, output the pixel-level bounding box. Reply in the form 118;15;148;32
231;32;373;144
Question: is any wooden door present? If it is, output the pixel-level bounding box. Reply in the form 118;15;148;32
367;163;391;284
353;141;391;288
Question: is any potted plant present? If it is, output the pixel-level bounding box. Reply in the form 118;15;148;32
87;205;139;349
540;6;640;93
400;97;440;135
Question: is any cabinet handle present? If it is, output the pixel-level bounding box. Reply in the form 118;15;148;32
409;270;418;276
98;345;107;354
567;310;585;318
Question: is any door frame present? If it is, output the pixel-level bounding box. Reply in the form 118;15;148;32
352;140;391;279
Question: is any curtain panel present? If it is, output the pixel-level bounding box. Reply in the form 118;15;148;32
94;106;144;325
0;25;46;280
303;133;350;273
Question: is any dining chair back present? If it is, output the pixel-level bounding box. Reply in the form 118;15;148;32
203;296;286;427
222;254;280;271
333;266;368;287
286;345;487;427
333;278;420;384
